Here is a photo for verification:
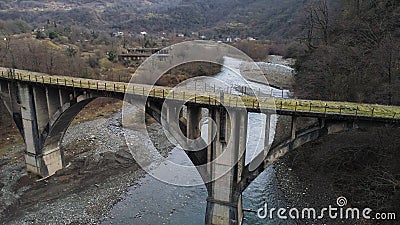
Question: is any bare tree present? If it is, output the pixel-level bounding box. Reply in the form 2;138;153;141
303;0;330;48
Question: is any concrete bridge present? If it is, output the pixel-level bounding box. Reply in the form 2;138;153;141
0;67;399;225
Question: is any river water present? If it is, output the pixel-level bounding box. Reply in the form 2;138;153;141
102;57;295;225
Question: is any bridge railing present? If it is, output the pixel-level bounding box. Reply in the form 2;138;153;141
275;99;399;119
1;68;399;121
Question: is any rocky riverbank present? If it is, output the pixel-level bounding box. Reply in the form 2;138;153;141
0;107;174;224
240;55;295;90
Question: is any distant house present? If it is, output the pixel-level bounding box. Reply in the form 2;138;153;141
33;27;45;33
234;37;241;42
112;32;124;37
177;33;185;38
140;31;148;36
226;37;233;43
247;37;256;41
200;35;207;40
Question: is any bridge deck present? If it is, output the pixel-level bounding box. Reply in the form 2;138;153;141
1;67;400;123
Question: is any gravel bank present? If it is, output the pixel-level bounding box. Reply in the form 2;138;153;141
240;55;295;90
0;109;173;224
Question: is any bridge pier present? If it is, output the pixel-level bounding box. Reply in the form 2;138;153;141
264;114;271;150
46;87;61;124
19;83;44;175
0;82;11;112
33;86;49;136
291;116;297;140
187;105;202;147
17;83;68;177
205;108;247;225
0;80;5;93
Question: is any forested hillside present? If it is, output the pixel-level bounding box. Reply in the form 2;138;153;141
294;0;400;105
0;0;182;31
0;0;307;40
289;0;400;216
123;0;308;39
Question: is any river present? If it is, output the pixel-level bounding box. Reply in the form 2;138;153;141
102;56;295;225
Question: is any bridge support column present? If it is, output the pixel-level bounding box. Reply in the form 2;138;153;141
0;80;8;94
19;84;64;177
46;87;61;125
206;109;247;225
166;103;176;125
19;83;42;174
291;116;297;140
187;105;202;140
33;86;49;136
162;102;187;146
59;89;70;111
0;81;13;113
0;81;23;133
265;114;271;149
8;82;21;116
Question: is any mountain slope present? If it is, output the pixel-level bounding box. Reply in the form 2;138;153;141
0;0;308;40
121;0;307;39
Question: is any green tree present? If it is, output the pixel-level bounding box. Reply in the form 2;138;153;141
107;51;117;62
35;30;46;39
48;31;59;40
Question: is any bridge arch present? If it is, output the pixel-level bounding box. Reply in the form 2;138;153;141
1;66;400;225
239;117;395;193
1;82;191;178
22;86;126;177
